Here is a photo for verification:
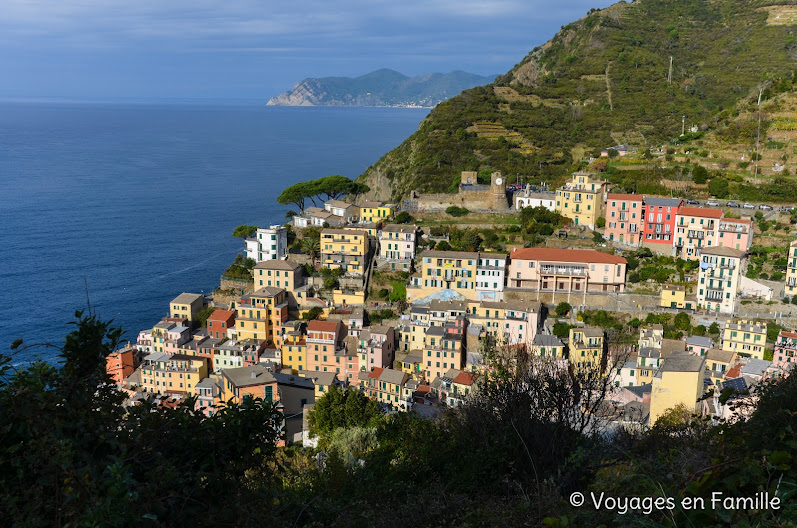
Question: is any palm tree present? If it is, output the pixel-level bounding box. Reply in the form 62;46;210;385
301;237;320;263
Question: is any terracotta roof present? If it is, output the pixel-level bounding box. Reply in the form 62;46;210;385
322;228;367;236
207;309;235;322
678;207;723;218
608;193;643;201
307;320;341;333
721;218;751;224
779;330;797;339
511;247;626;264
368;367;385;379
453;371;478;386
701;246;745;258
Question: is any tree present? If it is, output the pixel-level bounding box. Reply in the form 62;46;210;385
436;240;453;251
673;312;691;331
277;182;313;212
555;302;571;317
709;322;720;335
596;217;606;229
708;177;729;198
323;276;339;289
302;306;324;321
552;322;572;338
692;164;709;184
232;224;258;238
285;210;298;220
394;211;413;224
301;237;321;261
693;324;706;336
197;305;215;327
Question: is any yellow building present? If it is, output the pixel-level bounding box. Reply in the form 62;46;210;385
649;354;706;426
660;284;695;310
169;293;204;323
300;371;340;400
358;201;395;224
395;350;424;379
721;320;767;360
281;322;307;372
408;250;480;302
531;334;565;358
364;367;409;408
236;287;289;345
140;352;209;395
554;172;609;229
422;322;465;382
568;327;605;370
321;228;368;276
217;364;278;405
705;348;737;385
253;260;311;310
786;240;797;297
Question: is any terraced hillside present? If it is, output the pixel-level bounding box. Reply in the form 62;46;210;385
358;0;797;202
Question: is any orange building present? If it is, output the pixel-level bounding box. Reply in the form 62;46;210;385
207;309;236;340
106;344;137;383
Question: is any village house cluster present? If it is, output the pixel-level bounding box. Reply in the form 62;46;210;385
106;171;796;444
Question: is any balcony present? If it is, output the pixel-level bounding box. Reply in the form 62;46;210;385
540;265;586;276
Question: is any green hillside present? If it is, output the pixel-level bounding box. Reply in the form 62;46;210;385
359;0;797;201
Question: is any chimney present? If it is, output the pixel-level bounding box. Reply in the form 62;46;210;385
251;371;258;379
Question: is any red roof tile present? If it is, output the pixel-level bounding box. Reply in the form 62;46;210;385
207;309;235;322
608;193;643;201
307;320;340;333
678;207;723;218
511;248;627;264
368;367;385;379
453;371;478;386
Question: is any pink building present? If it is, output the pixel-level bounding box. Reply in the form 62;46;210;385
774;330;797;372
642;197;682;249
717;218;753;253
508;248;627;293
379;224;418;260
605;193;644;247
358;325;396;372
503;301;542;347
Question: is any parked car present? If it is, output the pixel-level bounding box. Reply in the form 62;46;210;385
726;201;740;208
743;202;755;209
686;199;699;205
759;204;773;211
786;206;796;211
706;200;720;207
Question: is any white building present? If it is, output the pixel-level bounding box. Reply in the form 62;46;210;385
514;189;555;212
476;253;507;301
696;247;745;314
245;225;288;262
324;200;359;223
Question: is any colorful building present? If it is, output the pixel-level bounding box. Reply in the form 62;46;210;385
320;228;368;276
605;193;644;246
218;364;278;405
531;334;565;358
773;330;797;372
106;344;137;384
359;201;395;224
169;292;204;323
675;207;722;261
568;327;605;370
717;218;753;253
696;247;745;314
253;260;311;310
507;248;627;294
786;240;797;297
554;172;609;229
659;284;695;310
721;320;767;360
408;250;481;302
357;325;396;373
364;367;409;408
422;320;465;382
649;354;706;426
642;198;682;251
140;352;209;396
430;368;479;407
378;224;418;266
207;309;236;340
236;287;289;345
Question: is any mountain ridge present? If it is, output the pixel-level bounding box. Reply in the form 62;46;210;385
356;0;797;202
267;69;497;108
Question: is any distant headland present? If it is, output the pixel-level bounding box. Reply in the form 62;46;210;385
266;68;496;108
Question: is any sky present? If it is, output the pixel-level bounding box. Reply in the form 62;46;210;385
0;0;615;101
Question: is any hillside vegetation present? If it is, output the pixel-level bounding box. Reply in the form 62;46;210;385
358;0;797;201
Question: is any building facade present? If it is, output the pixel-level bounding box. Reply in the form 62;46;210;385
321;228;368;276
245;225;288;263
605;193;644;247
554;172;609;229
696;247;745;314
507;248;627;294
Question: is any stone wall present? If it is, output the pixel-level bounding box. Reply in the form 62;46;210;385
403;189;511;213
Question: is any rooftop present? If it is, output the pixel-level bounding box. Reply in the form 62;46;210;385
511;247;626;265
381;224;418;234
421;249;480;260
644;197;683;207
253;260;303;271
658;355;705;374
678;206;723;218
207;309;235;322
608;193;643;201
701;246;745;258
222;365;276;388
171;292;203;305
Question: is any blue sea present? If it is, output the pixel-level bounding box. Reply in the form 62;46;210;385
0;102;428;364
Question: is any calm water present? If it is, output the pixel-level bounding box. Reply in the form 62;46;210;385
0;102;427;364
